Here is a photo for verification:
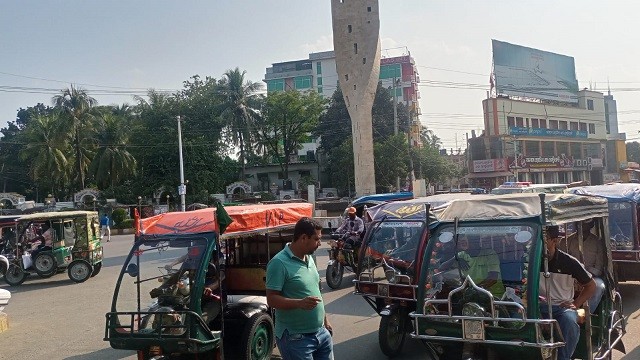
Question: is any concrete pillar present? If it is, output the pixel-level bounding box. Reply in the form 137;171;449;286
331;0;380;196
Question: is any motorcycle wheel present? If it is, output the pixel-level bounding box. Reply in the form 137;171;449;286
35;253;57;278
379;309;407;357
68;260;93;283
237;312;274;360
325;262;344;289
4;264;26;286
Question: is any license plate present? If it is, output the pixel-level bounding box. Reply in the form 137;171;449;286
462;319;484;340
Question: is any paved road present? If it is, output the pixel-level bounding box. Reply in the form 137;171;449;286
0;234;637;359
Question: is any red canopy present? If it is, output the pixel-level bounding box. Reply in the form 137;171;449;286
138;208;219;236
224;203;313;235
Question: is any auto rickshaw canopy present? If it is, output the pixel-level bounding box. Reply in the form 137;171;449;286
568;183;640;203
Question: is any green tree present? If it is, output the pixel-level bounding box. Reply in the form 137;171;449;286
420;126;442;149
89;110;138;188
374;135;410;192
19;113;71;196
256;90;327;180
219;68;263;178
52;85;98;191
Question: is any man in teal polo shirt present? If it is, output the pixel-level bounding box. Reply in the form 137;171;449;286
266;217;334;360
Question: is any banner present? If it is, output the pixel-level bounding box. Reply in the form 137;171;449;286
509;155;574;169
472;158;508;173
509;127;587;139
492;40;579;103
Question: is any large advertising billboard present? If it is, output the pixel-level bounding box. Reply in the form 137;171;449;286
492;40;579;103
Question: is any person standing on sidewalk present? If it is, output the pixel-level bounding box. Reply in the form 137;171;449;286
266;217;333;360
100;214;111;242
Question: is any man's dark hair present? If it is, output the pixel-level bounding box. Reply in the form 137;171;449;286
293;217;323;242
546;225;560;239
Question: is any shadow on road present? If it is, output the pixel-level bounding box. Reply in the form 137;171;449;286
333;329;432;359
64;348;133;360
0;276;74;293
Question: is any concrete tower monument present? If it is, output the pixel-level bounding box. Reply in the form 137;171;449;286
331;0;380;196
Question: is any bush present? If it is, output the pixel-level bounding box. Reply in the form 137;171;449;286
111;208;129;229
119;219;135;229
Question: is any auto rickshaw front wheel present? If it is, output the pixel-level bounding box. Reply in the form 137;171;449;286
4;264;26;286
379;310;407;357
34;253;57;278
237;312;274;360
68;259;93;283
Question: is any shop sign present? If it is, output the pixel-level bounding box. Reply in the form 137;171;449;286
472;158;508;173
509;127;588;139
509;155;574;169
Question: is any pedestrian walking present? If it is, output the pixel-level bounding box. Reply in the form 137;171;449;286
266;217;333;360
100;214;111;242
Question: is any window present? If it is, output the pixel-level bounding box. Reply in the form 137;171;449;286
507;116;515;128
344;74;349;81
570;142;582;158
588;123;596;134
266;79;285;92
525;141;540;156
570;122;578;130
367;6;371;12
516;117;524;127
317;86;323;94
362;57;366;64
557;142;569;157
347;25;352;33
531;118;539;128
354;43;358;54
559;121;568;130
573;171;582;181
316;62;322;75
549;120;558;129
353;84;357;90
579;123;587;132
294;76;312;89
587;99;594;110
317;77;323;86
539;119;547;128
542;141;555;156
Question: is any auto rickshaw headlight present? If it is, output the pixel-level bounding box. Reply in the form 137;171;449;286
148;345;162;356
462;302;486;317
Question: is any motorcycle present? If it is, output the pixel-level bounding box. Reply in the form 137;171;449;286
325;232;360;289
139;267;192;334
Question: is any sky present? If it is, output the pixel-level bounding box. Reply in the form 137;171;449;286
2;1;640;150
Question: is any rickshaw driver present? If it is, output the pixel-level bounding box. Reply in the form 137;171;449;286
540;225;596;360
30;222;54;261
566;219;606;313
438;235;505;298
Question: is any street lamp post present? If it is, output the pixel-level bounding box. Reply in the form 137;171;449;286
166;195;170;212
137;196;142;219
177;116;186;212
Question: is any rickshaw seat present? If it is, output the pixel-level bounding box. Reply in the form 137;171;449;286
226;295;268;306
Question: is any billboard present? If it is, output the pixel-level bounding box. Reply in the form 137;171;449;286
492;40;579;103
509;127;588;139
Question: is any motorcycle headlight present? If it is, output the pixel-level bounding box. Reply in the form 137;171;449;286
462;302;486;317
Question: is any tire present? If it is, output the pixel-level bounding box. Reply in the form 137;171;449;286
0;262;6;278
67;260;93;283
4;264;26;286
34;253;57;278
91;262;102;277
237;312;274;360
325;262;344;290
379;310;407;357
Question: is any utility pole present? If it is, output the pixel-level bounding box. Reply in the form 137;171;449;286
177;116;186;212
393;77;400;191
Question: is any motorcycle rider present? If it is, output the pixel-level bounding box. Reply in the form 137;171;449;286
336;207;364;249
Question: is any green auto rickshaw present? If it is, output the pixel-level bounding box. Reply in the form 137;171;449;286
411;193;625;360
3;211;103;286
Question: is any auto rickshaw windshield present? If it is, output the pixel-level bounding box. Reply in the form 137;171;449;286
361;220;424;276
114;237;211;313
425;224;535;303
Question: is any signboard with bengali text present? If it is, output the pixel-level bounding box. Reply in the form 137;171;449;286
509;127;588;139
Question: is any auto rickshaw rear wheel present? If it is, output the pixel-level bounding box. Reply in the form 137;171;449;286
379;309;407;357
237;312;274;360
34;253;57;278
4;264;26;286
68;259;92;283
91;262;102;277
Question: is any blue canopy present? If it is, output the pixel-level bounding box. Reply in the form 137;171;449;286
351;192;414;207
567;183;640;203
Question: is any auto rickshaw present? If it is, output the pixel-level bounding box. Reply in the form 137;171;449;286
410;193;625;360
3;211;103;286
567;183;640;281
105;202;313;360
354;197;438;357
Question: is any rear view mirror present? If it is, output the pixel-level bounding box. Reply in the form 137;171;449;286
439;232;454;243
515;231;533;243
126;263;139;277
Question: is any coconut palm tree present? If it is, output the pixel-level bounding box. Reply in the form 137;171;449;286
420;126;442;149
219;68;263;178
20;113;71;195
89;111;138;189
52;85;98;190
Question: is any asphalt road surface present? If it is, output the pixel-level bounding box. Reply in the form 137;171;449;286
0;234;637;359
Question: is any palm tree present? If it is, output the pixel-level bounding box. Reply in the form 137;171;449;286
420;126;442;149
89;111;137;188
52;85;98;190
20;114;71;195
219;68;263;178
